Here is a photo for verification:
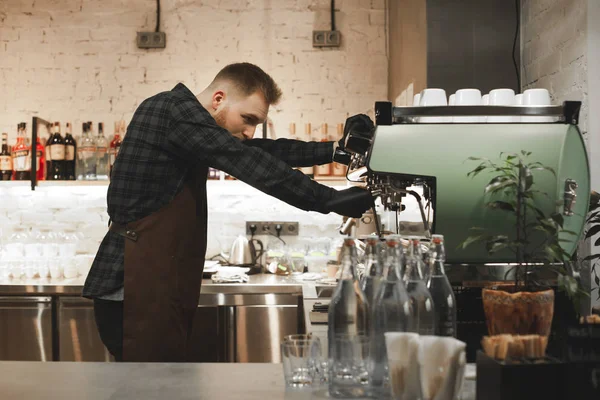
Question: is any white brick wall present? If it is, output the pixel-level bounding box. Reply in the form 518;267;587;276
0;0;387;264
521;0;588;136
522;0;600;308
0;0;388;142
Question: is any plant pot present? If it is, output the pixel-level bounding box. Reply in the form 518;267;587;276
482;286;555;336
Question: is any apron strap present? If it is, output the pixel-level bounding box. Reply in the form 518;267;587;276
109;222;139;242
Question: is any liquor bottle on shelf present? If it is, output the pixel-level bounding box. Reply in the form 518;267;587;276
314;123;331;178
47;121;65;180
96;122;109;180
64;122;76;180
44;123;53;180
77;122;97;180
12;123;31;181
300;123;314;178
332;123;347;177
0;132;12;180
34;126;46;182
109;121;122;178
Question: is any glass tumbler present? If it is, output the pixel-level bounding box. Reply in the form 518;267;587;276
281;337;322;389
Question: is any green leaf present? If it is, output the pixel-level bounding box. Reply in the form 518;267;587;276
531;166;557;176
583;254;600;262
551;213;565;228
485;178;517;194
562;230;579;236
486;201;516;212
467;165;487;178
526;204;546;219
459;235;486;249
466;156;485;161
488;241;510;254
585;224;600;239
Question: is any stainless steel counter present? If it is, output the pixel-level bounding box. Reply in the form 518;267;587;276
0;273;304;297
0;361;476;400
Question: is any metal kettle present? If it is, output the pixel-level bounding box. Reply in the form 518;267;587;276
228;235;264;266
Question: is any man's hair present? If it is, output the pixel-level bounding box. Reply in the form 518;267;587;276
211;62;282;105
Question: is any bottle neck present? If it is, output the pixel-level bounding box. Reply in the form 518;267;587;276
430;243;446;275
339;244;359;281
405;243;424;281
364;242;382;277
383;246;404;281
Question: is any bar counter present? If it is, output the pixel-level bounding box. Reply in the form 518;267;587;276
0;361;476;399
0;273;306;296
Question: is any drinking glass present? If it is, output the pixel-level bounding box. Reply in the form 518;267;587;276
328;334;370;398
281;337;322;388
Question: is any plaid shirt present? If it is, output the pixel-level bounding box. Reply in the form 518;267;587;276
82;83;337;298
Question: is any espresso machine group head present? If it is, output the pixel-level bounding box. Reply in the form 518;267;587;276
339;101;589;265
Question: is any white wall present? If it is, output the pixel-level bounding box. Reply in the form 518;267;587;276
521;0;588;135
0;0;388;141
0;0;388;259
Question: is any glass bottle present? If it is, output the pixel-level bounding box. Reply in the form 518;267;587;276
328;237;370;398
64;123;77;180
96;122;109;180
360;236;384;306
0;133;12;180
403;236;436;335
44;123;53;180
109;121;122;178
369;235;413;397
48;121;65;180
77;122;97;180
12;123;31;181
427;234;457;337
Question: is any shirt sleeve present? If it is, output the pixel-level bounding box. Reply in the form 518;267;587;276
166;105;338;214
242;138;334;167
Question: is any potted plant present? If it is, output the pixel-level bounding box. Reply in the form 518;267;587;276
580;191;600;308
460;151;587;336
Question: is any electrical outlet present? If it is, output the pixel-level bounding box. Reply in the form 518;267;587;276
326;30;341;47
312;30;341;48
136;31;166;49
246;221;299;236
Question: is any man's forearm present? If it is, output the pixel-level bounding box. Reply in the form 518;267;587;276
243;138;334;167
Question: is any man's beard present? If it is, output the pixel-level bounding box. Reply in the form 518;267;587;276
214;105;228;129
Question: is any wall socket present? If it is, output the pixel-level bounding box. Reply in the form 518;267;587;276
312;30;341;47
246;221;299;236
136;31;166;49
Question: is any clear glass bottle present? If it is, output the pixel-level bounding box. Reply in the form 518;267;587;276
427;234;457;337
77;122;97;180
328;237;370;398
369;235;414;397
403;236;436;335
96;122;109;180
360;236;384;307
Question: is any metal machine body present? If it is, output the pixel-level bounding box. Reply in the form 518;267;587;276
344;102;590;264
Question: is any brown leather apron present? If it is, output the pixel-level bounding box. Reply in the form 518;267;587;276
112;167;208;362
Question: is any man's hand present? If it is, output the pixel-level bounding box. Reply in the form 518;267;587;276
326;187;374;218
338;114;375;151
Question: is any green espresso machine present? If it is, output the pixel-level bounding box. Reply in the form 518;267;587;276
343;101;589;265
